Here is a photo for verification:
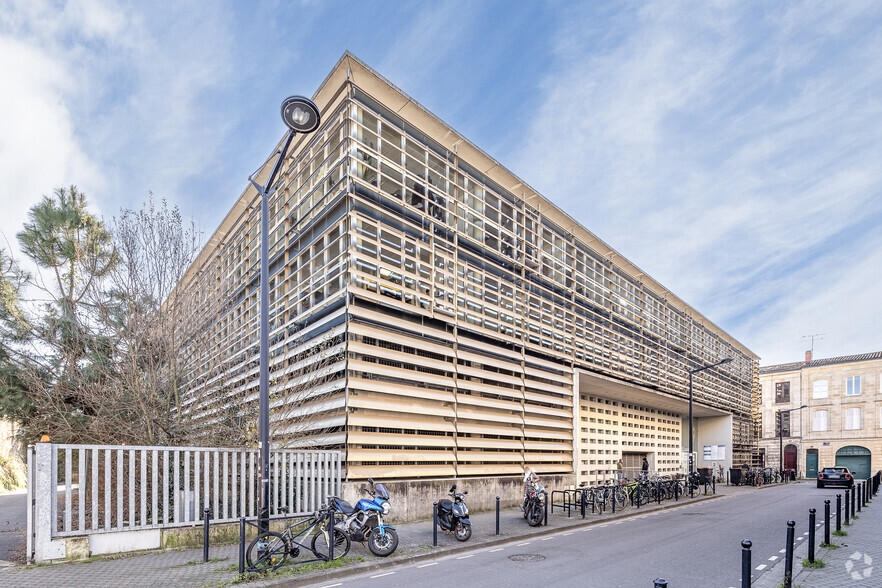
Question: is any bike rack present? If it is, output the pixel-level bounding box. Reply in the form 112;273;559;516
550;489;581;517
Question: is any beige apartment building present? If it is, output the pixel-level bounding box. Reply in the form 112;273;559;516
758;351;882;480
177;52;758;485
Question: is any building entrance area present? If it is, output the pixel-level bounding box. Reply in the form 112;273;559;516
835;446;871;479
622;452;648;479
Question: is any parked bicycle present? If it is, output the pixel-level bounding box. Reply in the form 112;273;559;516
245;503;349;571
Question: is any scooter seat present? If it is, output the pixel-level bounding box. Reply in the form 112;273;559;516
333;497;356;514
438;499;453;512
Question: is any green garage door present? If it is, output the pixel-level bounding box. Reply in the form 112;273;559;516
835;446;871;479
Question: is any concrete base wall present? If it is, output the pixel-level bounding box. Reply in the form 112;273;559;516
341;474;576;523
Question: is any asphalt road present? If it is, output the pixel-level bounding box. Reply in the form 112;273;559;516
0;491;26;565
302;483;846;588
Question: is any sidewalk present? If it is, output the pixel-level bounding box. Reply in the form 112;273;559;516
0;484;736;587
752;485;880;588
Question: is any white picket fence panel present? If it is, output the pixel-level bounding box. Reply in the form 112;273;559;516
27;443;342;561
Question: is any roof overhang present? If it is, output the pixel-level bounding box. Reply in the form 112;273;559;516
577;370;729;418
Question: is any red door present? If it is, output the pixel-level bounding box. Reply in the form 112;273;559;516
783;444;797;471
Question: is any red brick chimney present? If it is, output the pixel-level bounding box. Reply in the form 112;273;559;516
805;350;812;363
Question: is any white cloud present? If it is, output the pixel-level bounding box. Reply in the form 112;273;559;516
511;1;882;364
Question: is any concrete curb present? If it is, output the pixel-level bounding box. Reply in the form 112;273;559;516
278;493;724;587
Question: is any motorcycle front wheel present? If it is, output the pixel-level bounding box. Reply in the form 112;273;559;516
527;503;543;527
367;527;399;557
454;522;472;542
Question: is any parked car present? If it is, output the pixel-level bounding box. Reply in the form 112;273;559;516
817;466;854;488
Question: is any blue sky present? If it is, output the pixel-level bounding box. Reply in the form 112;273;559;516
1;0;880;365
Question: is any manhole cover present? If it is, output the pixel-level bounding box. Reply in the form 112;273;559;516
509;554;546;562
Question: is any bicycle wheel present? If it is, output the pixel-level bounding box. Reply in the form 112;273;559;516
246;531;289;571
311;527;351;560
614;487;628;510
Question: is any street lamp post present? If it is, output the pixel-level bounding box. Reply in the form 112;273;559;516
778;405;808;476
687;357;732;477
250;96;321;530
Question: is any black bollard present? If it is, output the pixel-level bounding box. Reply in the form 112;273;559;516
657;481;661;505
675;480;679;501
329;510;334;560
433;502;438;546
836;494;841;531
824;500;831;545
741;540;752;588
203;508;211;563
845;489;850;524
784;520;795;588
543;491;549;526
496;496;500;534
857;484;862;513
238;517;246;574
612;489;616;514
581;489;586;519
851;486;856;519
653;579;667;588
808;508;816;563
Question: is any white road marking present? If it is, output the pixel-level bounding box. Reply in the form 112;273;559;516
489;548;504;552
318;584;342;588
779;549;786;554
517;542;531;546
417;563;437;568
563;532;573;536
756;564;767;570
797;536;804;541
541;537;554;541
371;572;395;578
457;554;474;559
768;556;778;561
803;532;809;535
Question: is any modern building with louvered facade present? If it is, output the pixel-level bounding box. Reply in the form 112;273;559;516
178;52;759;484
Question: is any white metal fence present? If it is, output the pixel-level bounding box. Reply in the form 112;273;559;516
27;443;343;562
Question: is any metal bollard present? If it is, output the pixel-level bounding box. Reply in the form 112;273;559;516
433;502;438;546
544;491;549;526
675;480;679;501
329;511;334;560
238;517;246;574
836;494;841;531
851;486;856;518
581;489;586;519
657;481;661;505
612;489;616;514
857;484;862;513
653;579;667;588
203;508;211;563
741;540;752;588
845;489;850;524
496;496;500;535
824;500;831;545
784;520;795;588
808;508;816;563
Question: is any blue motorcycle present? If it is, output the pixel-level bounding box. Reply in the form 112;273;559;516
329;478;399;556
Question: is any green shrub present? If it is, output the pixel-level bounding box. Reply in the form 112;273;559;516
0;452;26;491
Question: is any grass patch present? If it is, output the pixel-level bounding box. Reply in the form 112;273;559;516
802;557;825;568
833;530;847;536
220;555;367;586
820;542;840;549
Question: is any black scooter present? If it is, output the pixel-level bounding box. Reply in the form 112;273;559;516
436;484;472;541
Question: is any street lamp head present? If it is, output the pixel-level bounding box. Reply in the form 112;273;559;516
721;357;733;364
281;96;321;133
